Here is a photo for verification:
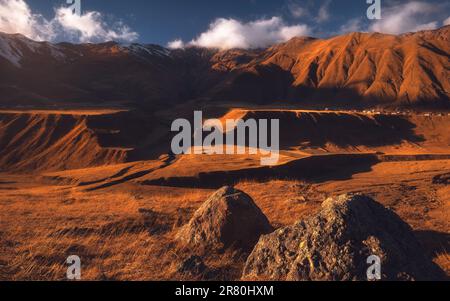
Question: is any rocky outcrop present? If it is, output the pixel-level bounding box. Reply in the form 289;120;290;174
242;194;444;281
177;186;273;252
176;255;207;277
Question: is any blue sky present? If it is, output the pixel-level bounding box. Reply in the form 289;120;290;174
27;0;369;43
4;0;450;47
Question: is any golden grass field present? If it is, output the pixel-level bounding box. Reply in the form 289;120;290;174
1;160;448;280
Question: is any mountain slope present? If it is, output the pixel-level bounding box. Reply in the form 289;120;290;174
212;27;450;108
0;109;169;172
0;27;449;109
0;112;126;171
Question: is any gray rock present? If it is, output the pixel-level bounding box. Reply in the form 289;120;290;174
242;194;444;281
177;186;273;252
176;255;207;276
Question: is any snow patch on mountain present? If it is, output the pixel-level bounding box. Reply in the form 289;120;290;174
120;43;171;59
0;35;23;67
0;34;66;67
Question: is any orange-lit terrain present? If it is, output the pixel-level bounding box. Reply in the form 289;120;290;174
0;107;449;280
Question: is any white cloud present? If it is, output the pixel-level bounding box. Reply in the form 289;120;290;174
54;7;138;43
340;18;364;33
369;1;440;34
0;0;54;40
444;16;450;26
186;17;310;50
0;0;138;42
316;0;332;23
288;1;309;18
167;39;184;49
412;21;439;32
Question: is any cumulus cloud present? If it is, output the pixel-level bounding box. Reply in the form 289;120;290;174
54;7;138;43
444;16;450;26
369;1;441;34
167;39;184;49
0;0;54;40
182;17;310;50
0;0;138;42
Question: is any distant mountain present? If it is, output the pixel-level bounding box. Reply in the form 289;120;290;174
212;26;450;108
0;26;449;109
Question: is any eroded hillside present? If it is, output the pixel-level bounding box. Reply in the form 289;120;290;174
1;109;449;173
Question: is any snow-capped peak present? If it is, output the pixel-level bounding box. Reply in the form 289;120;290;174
0;33;66;67
0;35;24;67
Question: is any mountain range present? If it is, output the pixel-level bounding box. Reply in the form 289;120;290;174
1;26;449;109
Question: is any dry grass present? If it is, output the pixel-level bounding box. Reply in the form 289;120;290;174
0;178;318;280
0;180;221;280
1;160;449;280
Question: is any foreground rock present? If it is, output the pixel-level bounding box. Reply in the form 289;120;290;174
242;194;443;281
176;255;207;277
177;186;273;252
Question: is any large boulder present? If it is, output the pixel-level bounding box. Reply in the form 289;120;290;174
242;194;444;281
177;186;273;252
